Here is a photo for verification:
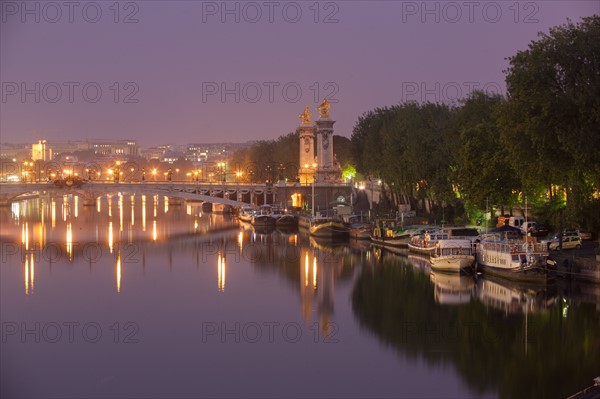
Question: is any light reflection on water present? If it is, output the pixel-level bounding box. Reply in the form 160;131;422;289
0;193;599;398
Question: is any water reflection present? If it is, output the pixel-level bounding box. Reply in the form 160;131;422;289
430;272;475;305
352;249;600;399
116;250;121;293
476;275;557;315
217;253;226;292
1;194;599;398
23;253;34;295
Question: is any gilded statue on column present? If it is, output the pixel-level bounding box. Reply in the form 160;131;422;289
299;106;312;125
316;98;331;119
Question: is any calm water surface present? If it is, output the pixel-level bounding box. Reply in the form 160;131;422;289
1;194;599;398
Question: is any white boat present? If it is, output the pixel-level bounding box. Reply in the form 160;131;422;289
476;233;551;283
408;230;447;254
309;217;349;239
238;206;256;223
430;239;475;272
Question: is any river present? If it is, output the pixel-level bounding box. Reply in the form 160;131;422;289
1;194;598;398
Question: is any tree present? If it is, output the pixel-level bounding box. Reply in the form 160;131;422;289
456;91;520;212
499;16;600;224
333;135;352;168
351;102;459;216
350;107;393;176
501;16;600;186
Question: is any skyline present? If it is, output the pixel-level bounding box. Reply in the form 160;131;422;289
1;1;598;146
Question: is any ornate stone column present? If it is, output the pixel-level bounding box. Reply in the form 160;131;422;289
314;99;339;182
297;106;316;184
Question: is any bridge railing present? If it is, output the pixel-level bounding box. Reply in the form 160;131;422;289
0;180;353;188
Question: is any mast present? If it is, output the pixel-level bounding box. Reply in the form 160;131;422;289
485;197;489;235
524;195;532;263
524;195;528;244
311;180;315;217
525;195;528;231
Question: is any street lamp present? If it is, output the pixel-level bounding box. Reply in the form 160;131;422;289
112;161;121;182
303;163;309;185
217;162;226;183
265;165;272;185
278;163;285;183
152;168;158;181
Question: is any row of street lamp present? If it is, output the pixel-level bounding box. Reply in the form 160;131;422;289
13;160;304;184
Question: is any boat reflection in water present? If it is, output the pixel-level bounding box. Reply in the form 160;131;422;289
430;272;475;305
476;275;558;315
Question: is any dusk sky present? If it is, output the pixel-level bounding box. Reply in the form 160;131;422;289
1;1;598;146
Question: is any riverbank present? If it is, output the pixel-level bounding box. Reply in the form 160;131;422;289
550;241;600;284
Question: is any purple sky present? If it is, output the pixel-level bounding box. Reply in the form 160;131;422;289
1;1;598;146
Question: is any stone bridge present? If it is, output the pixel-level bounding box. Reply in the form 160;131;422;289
0;181;354;210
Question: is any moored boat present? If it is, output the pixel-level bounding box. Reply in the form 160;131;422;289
251;214;276;227
343;215;372;240
270;207;285;220
251;205;277;226
408;230;448;255
430;239;475;273
475;233;551;283
370;224;412;247
309;217;349;239
238;206;256;223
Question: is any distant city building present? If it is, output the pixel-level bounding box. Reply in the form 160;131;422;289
89;140;139;157
48;141;88;156
161;149;185;164
0;143;30;160
185;142;253;162
142;147;167;160
31;140;52;161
